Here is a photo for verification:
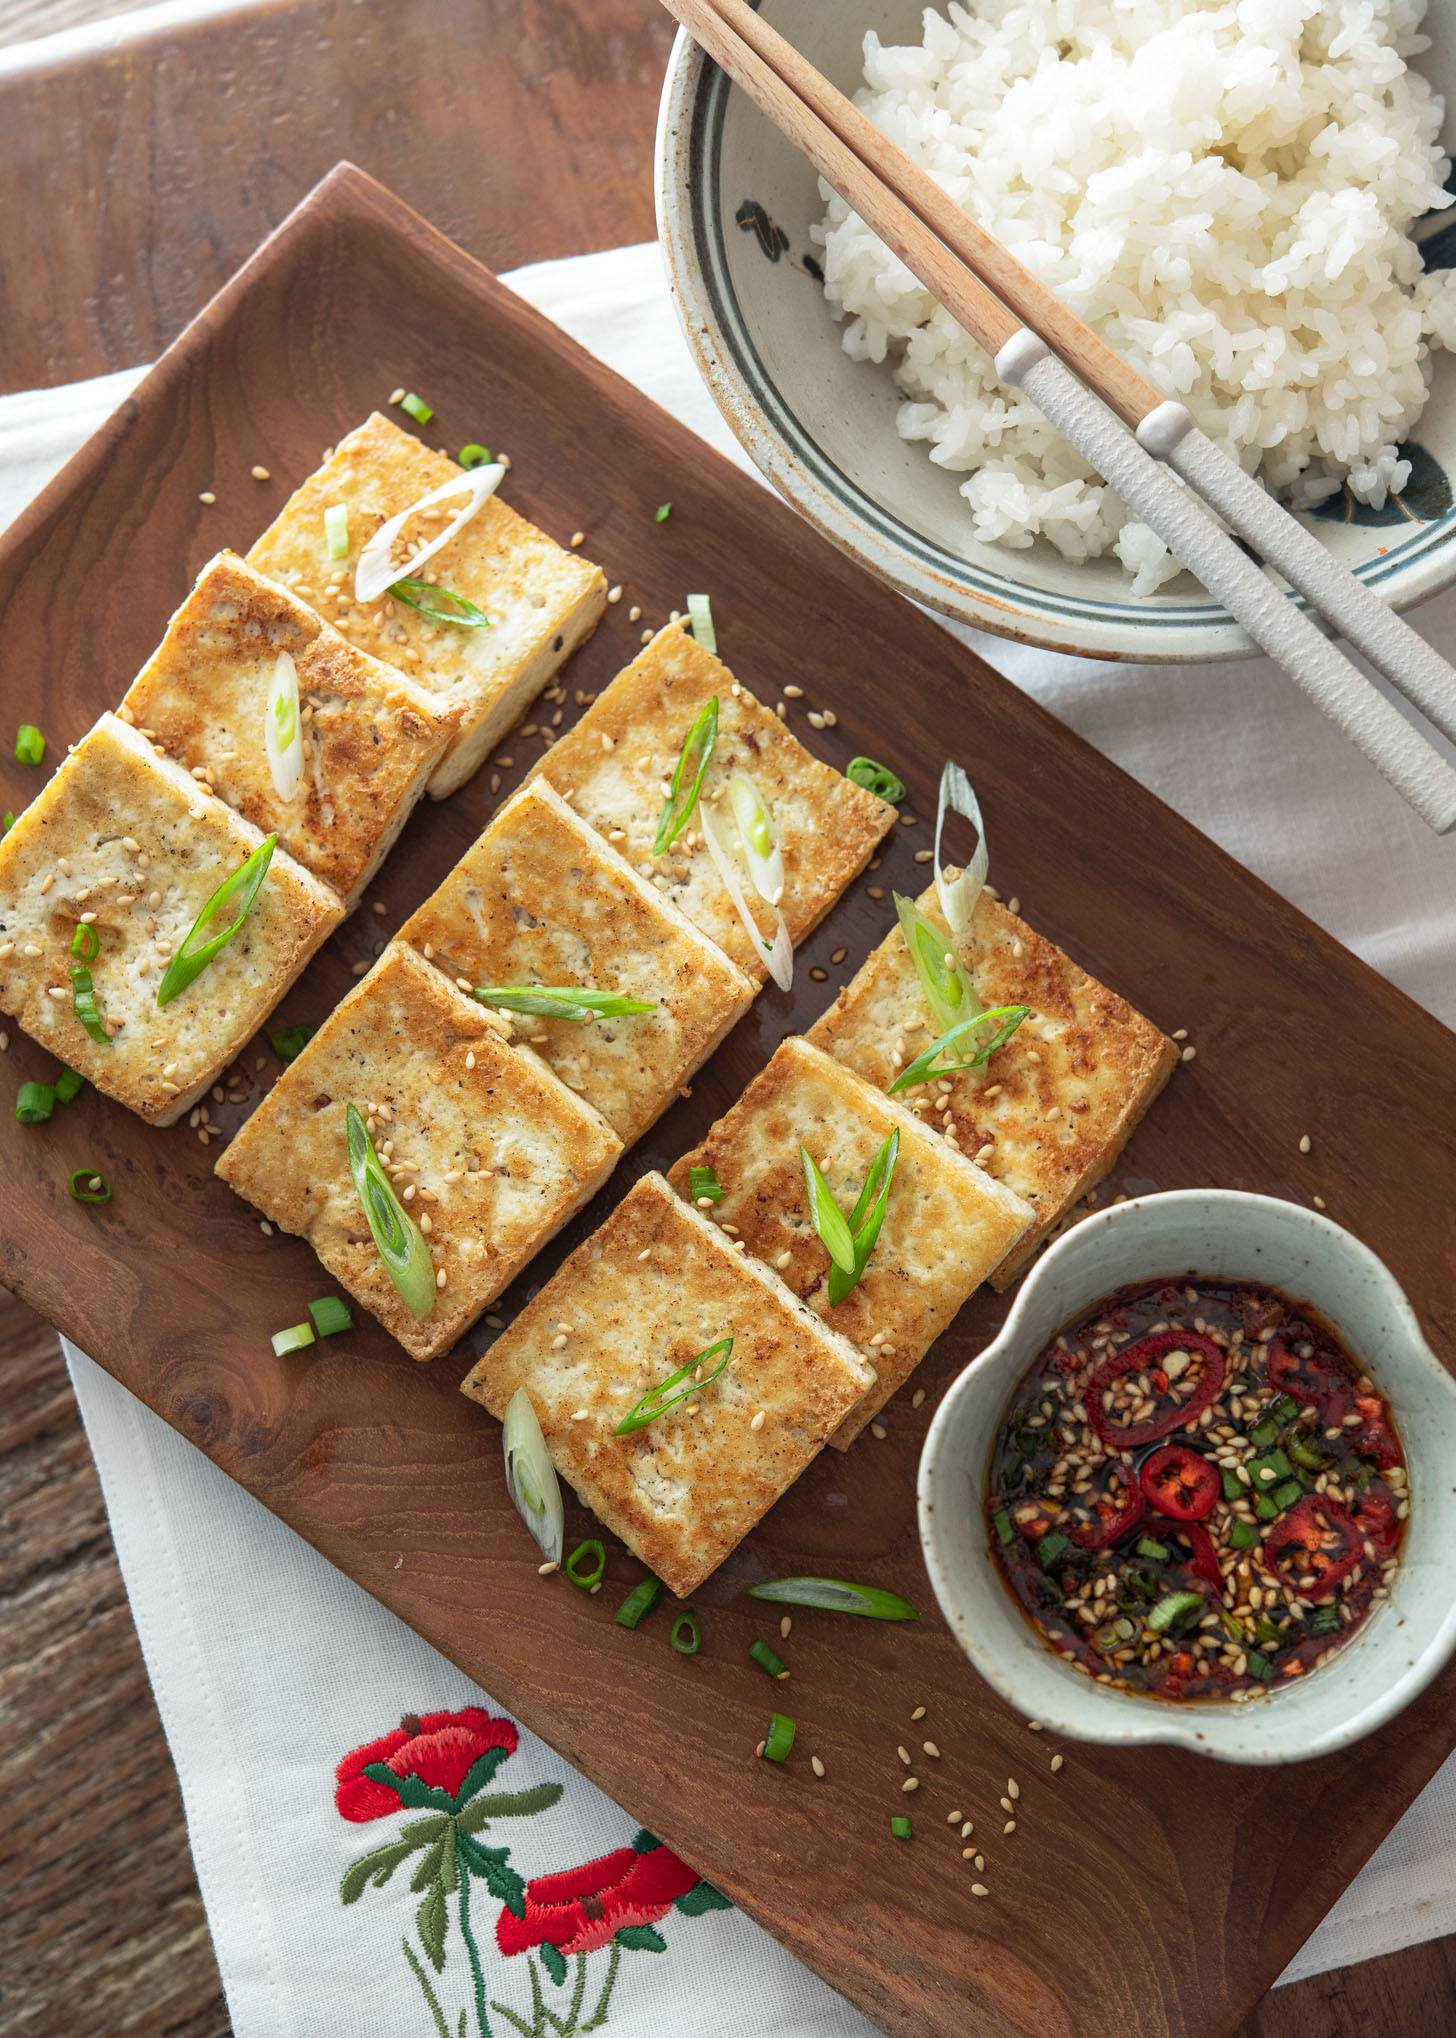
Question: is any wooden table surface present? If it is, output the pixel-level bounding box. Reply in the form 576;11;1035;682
1;3;1453;2033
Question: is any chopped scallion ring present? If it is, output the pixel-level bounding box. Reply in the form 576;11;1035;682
345;1101;437;1320
271;1322;316;1356
70;922;99;963
2;811;13;834
269;1023;315;1062
614;1577;663;1629
825;1127;899;1307
458;443;492;469
687;1164;723;1204
354;461;504;602
887;1006;1030;1095
471;985;655;1023
566;1539;607;1590
68;1168;111;1203
614;1337;733;1435
399;391;434;424
746;1577;920;1620
799;1148;856;1277
762;1712;795;1761
157;834;276;1007
934;762;989;938
699;799;793;991
670;1609;702;1656
69;963;110;1044
894;891;977;1037
890;1816;912;1840
15;1081;55;1124
653;695;718;855
324;503;350;559
265;650;303;803
503;1386;564;1565
14;724;44;766
389;577;491;629
308;1295;354;1337
55;1066;84;1105
686;592;717;655
655;502;672;523
727;771;784;906
845;757;905;803
748;1638;786;1677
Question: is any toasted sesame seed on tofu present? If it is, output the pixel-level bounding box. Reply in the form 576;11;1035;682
806;888;1178;1287
525;624;895;981
460;1171;874;1596
119;550;455;913
215;942;622;1361
0;714;342;1125
396;778;754;1149
246;413;606;799
666;1037;1032;1446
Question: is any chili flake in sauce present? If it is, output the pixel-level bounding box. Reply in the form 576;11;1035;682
986;1277;1407;1702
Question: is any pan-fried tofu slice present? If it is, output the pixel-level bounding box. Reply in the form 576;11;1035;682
397;778;754;1149
216;942;622;1360
526;624;895;980
0;714;342;1125
807;888;1178;1288
118;551;455;912
460;1171;874;1596
666;1037;1032;1446
247;413;606;799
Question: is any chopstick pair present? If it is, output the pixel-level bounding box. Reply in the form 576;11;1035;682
661;0;1456;835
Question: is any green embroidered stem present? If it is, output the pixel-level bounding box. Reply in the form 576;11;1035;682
579;1942;622;2033
401;1934;453;2038
527;1956;547;2035
565;1954;589;2034
456;1830;493;2038
487;2003;537;2038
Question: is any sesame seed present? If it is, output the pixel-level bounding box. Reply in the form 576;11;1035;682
550;1333;568;1352
1299;1133;1312;1153
961;1847;976;1860
0;943;12;959
641;630;653;644
696;1195;715;1209
637;1247;652;1260
755;1741;766;1759
1313;1194;1327;1209
867;886;884;900
911;1388;926;1409
260;1220;273;1236
1051;1754;1064;1772
1003;1820;1017;1834
970;1884;989;1898
1027;1720;1043;1732
945;1811;962;1825
910;1705;926;1721
1007;1778;1020;1798
810;1755;825;1778
435;1269;447;1289
750;1410;766;1431
1000;1796;1014;1813
1181;1044;1197;1062
870;1422;888;1439
961;1820;973;1838
251;465;271;481
780;1616;792;1638
1172;1027;1188;1040
38;873;53;895
198;490;216;504
45;985;67;999
922;1742;940;1758
569;531;584;548
807;711;826;729
897;1745;911;1765
629;605;642;622
901;1777;918;1793
538;1560;559;1575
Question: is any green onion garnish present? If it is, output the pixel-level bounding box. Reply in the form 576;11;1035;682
614;1577;663;1629
1146;1589;1205;1636
265;650;303;803
894;891;976;1036
762;1712;795;1761
655;502;672;523
399;391;433;424
993;1506;1014;1546
653;695;718;855
503;1386;564;1565
2;811;13;833
827;1128;899;1307
345;1101;437;1320
70;923;99;963
70;963;110;1044
1037;1531;1070;1568
68;1169;111;1203
459;443;492;469
687;1164;723;1204
932;761;990;937
55;1067;84;1105
686;592;717;655
1221;1468;1244;1500
799;1146;856;1278
15;1081;55;1123
270;1023;315;1062
670;1609;702;1655
890;1815;912;1840
14;724;44;766
1271;1480;1302;1511
1311;1604;1342;1635
567;1539;606;1590
745;1577;919;1620
614;1337;733;1435
308;1295;354;1337
1247;1651;1275;1684
1255;1494;1279;1521
157;834;276;1007
1248;1417;1279;1449
845;757;905;803
1136;1535;1170;1561
1228;1519;1259;1550
388;578;490;628
324;503;349;558
272;1322;316;1355
471;985;655;1022
748;1638;786;1677
727;771;783;905
886;1006;1030;1096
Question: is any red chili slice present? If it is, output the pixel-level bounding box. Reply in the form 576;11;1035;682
1264;1493;1362;1599
1068;1463;1144;1549
1087;1330;1226;1448
1354;1487;1402;1557
1267;1335;1353;1425
1351;1394;1402;1471
1139;1445;1219;1521
1145;1514;1224;1592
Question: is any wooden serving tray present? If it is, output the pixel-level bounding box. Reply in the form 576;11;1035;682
3;165;1454;2038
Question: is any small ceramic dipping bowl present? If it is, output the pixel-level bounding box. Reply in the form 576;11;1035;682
917;1189;1456;1763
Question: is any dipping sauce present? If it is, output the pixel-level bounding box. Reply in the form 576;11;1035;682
986;1277;1407;1702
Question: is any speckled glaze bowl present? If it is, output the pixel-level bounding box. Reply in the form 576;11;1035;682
656;3;1456;661
917;1190;1456;1764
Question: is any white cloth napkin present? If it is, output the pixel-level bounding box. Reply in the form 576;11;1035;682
5;239;1455;2033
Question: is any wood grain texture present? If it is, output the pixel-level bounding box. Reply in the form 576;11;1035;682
4;163;1456;2038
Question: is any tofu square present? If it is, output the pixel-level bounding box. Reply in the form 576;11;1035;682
807;887;1178;1287
0;714;343;1124
119;551;455;911
667;1037;1032;1446
397;778;754;1149
526;624;896;981
459;1171;874;1596
215;941;622;1360
247;414;606;799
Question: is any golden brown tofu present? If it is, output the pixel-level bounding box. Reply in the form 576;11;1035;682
396;778;753;1148
118;551;454;911
0;714;342;1124
807;888;1178;1286
667;1037;1032;1445
215;942;622;1359
247;414;606;798
459;1171;874;1595
526;624;895;980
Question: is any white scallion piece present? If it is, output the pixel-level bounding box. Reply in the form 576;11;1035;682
264;650;303;803
354;461;505;602
701;799;793;990
687;592;717;654
503;1387;564;1566
324;503;349;559
935;761;989;938
727;770;785;906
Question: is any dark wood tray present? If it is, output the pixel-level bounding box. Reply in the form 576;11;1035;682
3;164;1454;2038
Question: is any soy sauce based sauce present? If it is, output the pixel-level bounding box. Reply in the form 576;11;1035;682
986;1277;1407;1702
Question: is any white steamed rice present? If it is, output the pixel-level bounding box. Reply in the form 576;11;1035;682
813;0;1456;592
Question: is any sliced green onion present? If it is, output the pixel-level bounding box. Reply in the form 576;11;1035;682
845;757;904;803
727;771;783;906
893;892;978;1037
1255;1494;1279;1521
471;985;654;1022
55;1067;84;1105
270;1023;315;1062
654;695;718;855
1248;1418;1279;1449
1136;1536;1170;1561
265;650;303;803
890;1815;912;1839
1270;1393;1300;1424
567;1539;606;1590
1221;1468;1244;1500
15;1081;54;1123
1255;1614;1287;1647
70;922;99;963
272;1322;316;1356
503;1385;564;1565
614;1337;733;1435
1271;1480;1302;1511
614;1578;663;1629
748;1638;786;1677
308;1295;354;1337
345;1101;437;1320
934;761;989;938
69;964;109;1044
800;1146;856;1276
826;1127;899;1307
1287;1436;1329;1471
670;1609;702;1656
157;834;276;1007
993;1506;1014;1546
887;1006;1030;1096
324;503;349;559
14;724;44;766
1037;1531;1070;1568
1228;1519;1259;1550
655;502;672;523
1310;1604;1342;1636
1147;1589;1205;1636
745;1577;919;1620
698;798;793;991
354;461;504;602
459;443;492;469
1247;1651;1275;1684
389;577;490;629
1220;1611;1246;1641
399;391;433;424
2;811;13;833
762;1712;795;1761
688;1164;723;1204
686;592;717;655
69;1168;111;1203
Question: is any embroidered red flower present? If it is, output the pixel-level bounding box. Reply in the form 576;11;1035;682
497;1839;702;1957
335;1707;519;1822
